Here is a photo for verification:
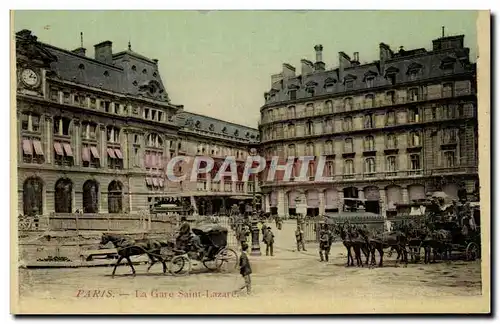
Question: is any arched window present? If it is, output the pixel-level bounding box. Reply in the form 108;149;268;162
344;138;353;153
108;181;123;214
344;159;354;175
147;133;163;148
387;133;397;149
54;178;72;213
343;117;352;131
364;113;373;129
324;140;333;155
82;180;99;213
364;158;376;174
23;177;43;216
364;135;375;151
386;110;396;126
106;126;120;143
287;144;296;157
410;132;421;147
305;120;314;135
21;112;41;133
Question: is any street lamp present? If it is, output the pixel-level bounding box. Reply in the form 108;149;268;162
249;148;261;256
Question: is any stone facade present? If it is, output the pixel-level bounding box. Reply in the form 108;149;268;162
16;30;259;217
258;35;479;218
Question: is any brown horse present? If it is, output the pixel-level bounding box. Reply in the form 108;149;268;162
357;227;408;267
100;233;171;278
419;229;453;263
333;223;370;267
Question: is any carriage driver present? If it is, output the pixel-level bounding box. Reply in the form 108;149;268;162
176;223;204;256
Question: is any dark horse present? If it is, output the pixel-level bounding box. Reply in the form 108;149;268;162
419;229;453;263
334;223;370;267
357;227;408;267
100;233;171;278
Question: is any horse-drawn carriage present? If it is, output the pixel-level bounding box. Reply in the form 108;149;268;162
101;224;238;278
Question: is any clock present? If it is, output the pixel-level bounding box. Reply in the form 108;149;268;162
20;68;40;87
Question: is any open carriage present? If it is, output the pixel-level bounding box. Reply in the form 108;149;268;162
168;224;238;275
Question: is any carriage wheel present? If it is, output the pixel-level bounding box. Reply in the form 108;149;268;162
169;255;191;276
203;248;238;272
465;242;479;261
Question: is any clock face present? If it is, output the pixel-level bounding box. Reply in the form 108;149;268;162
21;69;39;87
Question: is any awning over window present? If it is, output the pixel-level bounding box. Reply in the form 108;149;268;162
107;148;116;158
63;143;73;157
53;142;63;156
152;178;159;187
144;154;151;168
22;139;33;155
82;147;90;162
145;178;153;186
32;140;43;156
90;146;100;159
114;148;123;159
158;179;164;187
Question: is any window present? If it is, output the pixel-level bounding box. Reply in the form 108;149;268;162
195;121;201;128
325;100;333;113
408;107;420;122
101;100;111;112
325;160;334;176
325;83;335;93
364;94;374;108
81;122;97;140
408;88;419;102
306;87;315;97
53;117;71;136
21;112;41;133
343;117;353;131
409;70;418;81
134;147;140;167
107;149;124;170
106;126;120;143
386;156;397;172
387;133;397;149
234;129;239;137
344;138;353;153
364;135;375;151
386;91;396;104
21;137;44;164
306;103;314;116
142;69;147;74
364;158;376;174
305;120;314;136
157;111;163;122
410;154;421;170
147;133;163;148
287;144;296;157
409;132;421;147
90;98;97;109
306;142;314;156
345;80;354;90
344;98;353;111
323;118;333;133
442;104;458;119
386;110;396;125
364;114;373;129
324;140;333;155
344;159;354;174
54;141;73;166
387;73;396;85
432;107;437;120
288;106;296;119
50;88;59;102
82;144;100;168
289;90;297;100
287;123;295;137
366;77;374;88
444;151;456;167
442;83;453;97
63;92;71;104
443;128;457;144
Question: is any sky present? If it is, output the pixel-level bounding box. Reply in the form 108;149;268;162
13;10;478;128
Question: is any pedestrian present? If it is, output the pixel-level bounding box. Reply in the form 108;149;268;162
263;226;274;256
238;225;249;250
319;226;331;262
237;243;252;295
295;225;306;251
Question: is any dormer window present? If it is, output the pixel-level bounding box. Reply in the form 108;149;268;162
306;87;315;97
132;65;137;71
78;64;85;70
209;124;214;131
440;57;456;73
409;70;418;81
345;80;353;89
365;77;374;88
103;71;109;77
195;121;201;128
142;69;147;74
406;62;423;82
324;77;336;92
288;89;297;100
385;66;399;86
234;130;239;137
222;127;227;134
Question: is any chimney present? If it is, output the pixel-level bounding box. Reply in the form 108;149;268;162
271;73;284;86
379;43;393;72
351;52;360;66
94;40;113;64
72;47;86;56
282;63;296;79
301;59;314;75
338;52;351;80
314;44;325;71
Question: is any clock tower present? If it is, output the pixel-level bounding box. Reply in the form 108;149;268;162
15;29;58;97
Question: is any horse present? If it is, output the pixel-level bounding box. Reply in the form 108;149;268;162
100;233;171;278
333;223;369;267
357;227;408;267
419;229;453;263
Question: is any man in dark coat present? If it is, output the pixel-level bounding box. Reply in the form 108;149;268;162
319;226;332;262
263;226;275;256
295;225;306;251
237;243;252;295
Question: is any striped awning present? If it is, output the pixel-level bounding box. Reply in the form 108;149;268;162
63;143;73;157
82;147;90;162
32;140;44;156
114;148;123;159
107;148;116;158
22;139;33;155
145;178;153;186
90;146;100;159
53;142;63;156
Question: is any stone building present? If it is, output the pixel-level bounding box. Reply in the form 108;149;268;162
16;29;259;217
258;35;478;219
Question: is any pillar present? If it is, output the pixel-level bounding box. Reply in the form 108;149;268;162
264;194;270;213
296;191;307;216
358;187;365;201
100;125;106;168
337;189;344;212
45;116;52;164
319;190;325;215
74;120;80;166
402;187;409;204
379;188;387;218
277;189;286;217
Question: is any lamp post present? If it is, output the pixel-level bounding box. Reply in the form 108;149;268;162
249;148;261;256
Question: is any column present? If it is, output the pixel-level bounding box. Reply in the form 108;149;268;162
100;125;106;168
277;189;285;217
264;194;270;213
402;187;409;204
358;187;365;201
74;120;80;166
122;130;128;170
45;116;52;164
337;189;344;212
319;190;325;215
379;188;389;231
296;191;307;216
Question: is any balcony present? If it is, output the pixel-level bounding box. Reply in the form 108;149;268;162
426;166;478;176
236;182;245;193
196;180;207;191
